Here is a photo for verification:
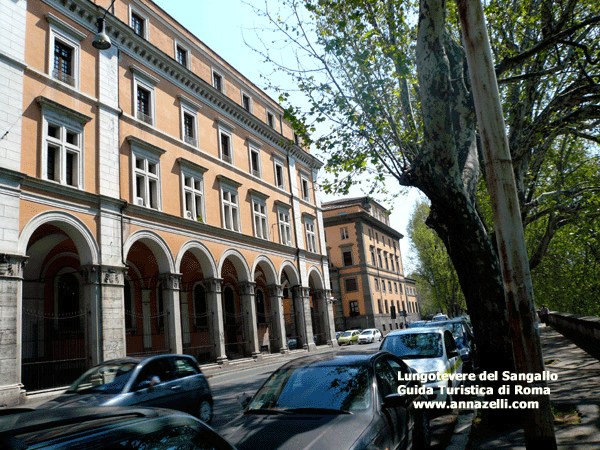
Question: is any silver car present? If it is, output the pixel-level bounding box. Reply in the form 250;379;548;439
38;354;213;423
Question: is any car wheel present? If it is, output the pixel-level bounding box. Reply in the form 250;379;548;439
197;397;213;424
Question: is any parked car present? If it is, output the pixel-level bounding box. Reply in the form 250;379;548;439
432;313;449;321
0;406;236;450
380;327;462;403
337;329;361;345
335;331;344;340
38;354;214;423
287;338;298;350
423;319;477;371
220;351;431;450
357;328;382;344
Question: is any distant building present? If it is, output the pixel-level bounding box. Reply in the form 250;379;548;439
323;197;420;334
0;0;335;406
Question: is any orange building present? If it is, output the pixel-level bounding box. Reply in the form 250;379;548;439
0;0;335;406
322;197;421;334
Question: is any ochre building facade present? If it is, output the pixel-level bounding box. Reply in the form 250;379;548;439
0;0;335;406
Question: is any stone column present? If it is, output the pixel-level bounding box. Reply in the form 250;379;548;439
292;286;316;351
314;289;338;347
0;254;27;406
239;281;260;359
203;278;227;365
160;273;183;355
96;266;127;361
266;284;288;354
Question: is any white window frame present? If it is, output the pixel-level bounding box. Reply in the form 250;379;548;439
340;227;349;240
266;109;276;129
252;197;269;240
128;137;164;210
179;96;201;148
300;172;311;202
131;66;158;127
38;97;90;189
129;5;149;39
174;40;190;69
277;206;292;246
273;158;286;190
220;182;241;232
218;126;234;165
241;91;253;112
46;14;85;90
248;141;262;178
212;69;224;93
304;218;317;253
179;159;206;222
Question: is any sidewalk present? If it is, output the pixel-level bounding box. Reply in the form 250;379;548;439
453;326;600;450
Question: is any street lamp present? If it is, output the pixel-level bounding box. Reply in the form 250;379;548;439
92;0;117;50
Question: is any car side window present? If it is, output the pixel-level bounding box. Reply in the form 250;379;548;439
172;357;200;378
374;358;399;399
135;358;175;387
444;331;457;353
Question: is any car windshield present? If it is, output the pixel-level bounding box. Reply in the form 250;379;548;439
247;365;371;412
361;330;372;335
425;322;464;339
67;362;137;394
341;332;352;337
381;333;443;358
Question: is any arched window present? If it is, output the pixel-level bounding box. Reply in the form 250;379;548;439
194;283;207;328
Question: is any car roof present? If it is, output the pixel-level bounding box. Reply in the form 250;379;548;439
385;327;447;337
277;350;391;370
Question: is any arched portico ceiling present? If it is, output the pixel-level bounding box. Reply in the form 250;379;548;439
123;230;175;274
176;240;217;279
279;260;300;287
218;249;250;282
307;266;325;290
252;255;278;286
19;211;99;266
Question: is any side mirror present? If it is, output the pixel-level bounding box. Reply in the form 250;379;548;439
382;393;409;409
448;349;459;359
237;393;252;409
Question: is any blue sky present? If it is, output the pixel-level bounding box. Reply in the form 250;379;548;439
151;0;422;268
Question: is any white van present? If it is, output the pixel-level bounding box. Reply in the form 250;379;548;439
380;327;462;403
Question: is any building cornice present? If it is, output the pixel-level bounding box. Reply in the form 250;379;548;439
40;0;322;170
323;211;404;240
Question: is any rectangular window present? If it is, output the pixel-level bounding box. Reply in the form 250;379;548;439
266;111;275;128
378;249;383;267
301;175;310;202
382;280;386;293
375;278;380;292
342;250;353;266
274;160;285;189
375;232;379;243
370;247;376;266
390;257;394;272
385;300;389;314
213;71;223;92
220;130;232;164
384;252;389;270
136;85;152;124
176;45;188;67
305;220;317;253
182;173;204;221
349;300;359;316
131;12;146;37
183;112;197;147
253;200;269;240
44;121;82;188
53;41;75;86
242;92;252;112
278;209;292;245
340;227;349;240
388;281;393;292
221;189;240;232
345;278;358;293
368;229;372;239
394;282;398;294
133;154;160;209
250;146;261;177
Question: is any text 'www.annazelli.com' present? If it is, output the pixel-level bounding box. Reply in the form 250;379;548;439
413;399;540;410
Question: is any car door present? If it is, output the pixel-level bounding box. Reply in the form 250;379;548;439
169;356;203;413
443;330;462;388
374;356;407;450
131;356;177;409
